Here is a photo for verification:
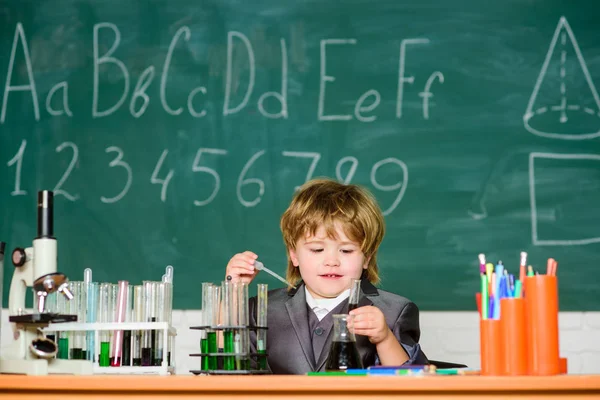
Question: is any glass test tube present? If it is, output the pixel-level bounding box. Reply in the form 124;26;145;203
208;285;221;370
45;291;57;345
237;282;249;370
222;281;235;370
349;280;361;311
77;281;87;360
68;282;81;359
86;282;98;361
257;284;268;370
111;280;129;367
200;283;213;371
56;286;69;359
121;285;133;366
108;283;118;365
82;268;92;360
164;281;173;366
154;282;166;366
141;281;155;366
98;283;110;366
132;285;143;366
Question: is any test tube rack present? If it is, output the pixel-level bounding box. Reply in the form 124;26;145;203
188;324;269;375
43;321;176;375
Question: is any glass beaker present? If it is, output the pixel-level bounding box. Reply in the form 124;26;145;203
324;314;363;371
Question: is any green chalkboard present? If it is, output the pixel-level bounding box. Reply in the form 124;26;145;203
1;1;600;311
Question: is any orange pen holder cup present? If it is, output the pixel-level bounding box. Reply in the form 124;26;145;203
525;275;560;375
479;319;504;375
500;298;528;375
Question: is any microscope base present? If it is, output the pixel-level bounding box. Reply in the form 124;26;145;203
0;358;93;376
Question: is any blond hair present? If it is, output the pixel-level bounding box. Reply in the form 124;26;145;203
280;178;385;287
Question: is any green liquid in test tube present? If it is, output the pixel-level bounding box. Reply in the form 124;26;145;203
58;336;69;359
100;342;110;366
207;331;217;370
223;330;235;370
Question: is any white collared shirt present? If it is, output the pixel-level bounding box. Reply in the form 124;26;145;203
305;287;350;321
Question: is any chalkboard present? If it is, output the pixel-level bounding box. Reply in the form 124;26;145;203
1;1;599;311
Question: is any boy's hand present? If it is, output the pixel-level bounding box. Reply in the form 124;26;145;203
349;306;391;345
225;251;260;284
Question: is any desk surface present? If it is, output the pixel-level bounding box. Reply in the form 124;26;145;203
1;374;600;399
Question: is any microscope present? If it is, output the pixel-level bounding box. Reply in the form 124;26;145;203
0;190;92;375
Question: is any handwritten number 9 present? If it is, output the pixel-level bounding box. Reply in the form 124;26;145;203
370;158;408;216
101;146;132;203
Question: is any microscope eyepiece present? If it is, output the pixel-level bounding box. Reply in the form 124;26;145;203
37;190;54;239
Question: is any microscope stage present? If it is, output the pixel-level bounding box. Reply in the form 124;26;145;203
9;313;77;324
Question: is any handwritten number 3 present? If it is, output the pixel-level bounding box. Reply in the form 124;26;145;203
101;146;132;203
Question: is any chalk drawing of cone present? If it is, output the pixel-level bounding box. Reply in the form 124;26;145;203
523;16;600;140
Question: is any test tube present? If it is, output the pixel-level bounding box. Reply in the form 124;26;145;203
121;285;133;366
98;283;110;366
86;282;98;361
256;284;268;370
349;280;361;311
200;283;213;371
154;282;166;366
45;291;57;345
132;285;143;366
56;289;69;359
78;281;87;359
108;283;118;365
163;280;173;366
222;281;235;370
141;281;155;366
237;282;249;370
111;280;129;367
68;281;82;359
208;285;221;370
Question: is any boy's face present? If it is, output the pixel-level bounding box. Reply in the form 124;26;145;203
288;222;368;299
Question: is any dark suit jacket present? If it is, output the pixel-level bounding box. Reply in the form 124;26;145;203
248;279;428;374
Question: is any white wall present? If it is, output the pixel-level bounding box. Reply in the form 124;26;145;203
2;309;599;375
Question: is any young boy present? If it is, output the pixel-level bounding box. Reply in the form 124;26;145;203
226;178;428;374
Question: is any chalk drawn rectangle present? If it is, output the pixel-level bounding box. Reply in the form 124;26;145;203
529;152;600;246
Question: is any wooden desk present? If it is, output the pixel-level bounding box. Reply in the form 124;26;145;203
1;374;600;399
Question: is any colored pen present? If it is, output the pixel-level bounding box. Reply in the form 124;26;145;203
514;280;522;298
478;253;486;275
519;251;527;295
546;258;554;275
480;274;488;320
485;263;494;284
527;265;534;277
